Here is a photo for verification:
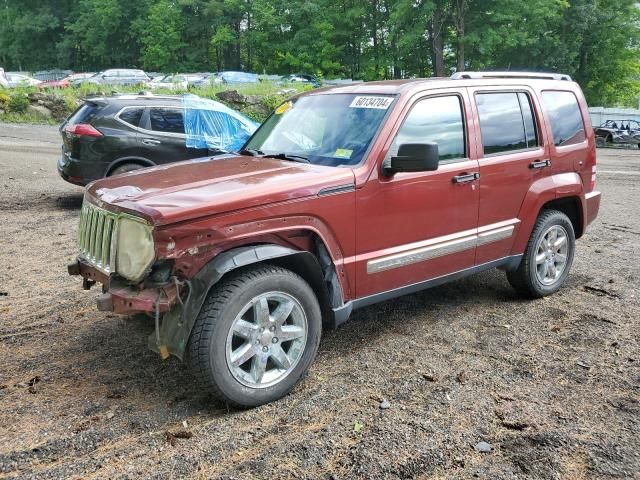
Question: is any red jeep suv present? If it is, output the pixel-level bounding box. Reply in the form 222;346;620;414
68;71;601;407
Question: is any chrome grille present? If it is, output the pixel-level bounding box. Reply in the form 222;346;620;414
78;202;118;273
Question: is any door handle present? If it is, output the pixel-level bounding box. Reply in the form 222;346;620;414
452;172;480;184
529;159;551;169
142;138;161;146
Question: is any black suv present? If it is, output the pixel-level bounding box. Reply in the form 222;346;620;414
58;94;212;185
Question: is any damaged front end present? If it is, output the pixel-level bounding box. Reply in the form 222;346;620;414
68;198;191;359
68;199;328;362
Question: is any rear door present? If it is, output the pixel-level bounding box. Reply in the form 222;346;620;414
140;107;208;164
469;88;551;264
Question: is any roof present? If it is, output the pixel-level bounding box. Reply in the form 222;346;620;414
308;72;577;97
84;93;183;106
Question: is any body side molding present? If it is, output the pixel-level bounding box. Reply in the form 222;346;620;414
332;254;523;328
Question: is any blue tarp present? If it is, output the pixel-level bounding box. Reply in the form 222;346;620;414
182;94;259;152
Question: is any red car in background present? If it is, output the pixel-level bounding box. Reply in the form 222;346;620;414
39;73;94;89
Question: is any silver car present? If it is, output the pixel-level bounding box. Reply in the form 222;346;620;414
85;69;150;87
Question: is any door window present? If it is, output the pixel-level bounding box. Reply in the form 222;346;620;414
149;108;185;134
476;92;539;155
541;91;586;146
390;95;466;162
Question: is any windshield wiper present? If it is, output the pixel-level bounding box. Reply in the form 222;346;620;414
238;148;264;156
262;152;310;163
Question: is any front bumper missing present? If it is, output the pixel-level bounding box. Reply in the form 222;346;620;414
69;258;188;360
68;258;179;315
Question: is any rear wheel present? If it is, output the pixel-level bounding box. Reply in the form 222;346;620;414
109;162;145;176
507;210;575;298
187;265;322;408
595;136;606;148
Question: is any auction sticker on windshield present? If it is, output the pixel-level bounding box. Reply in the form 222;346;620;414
349;96;394;109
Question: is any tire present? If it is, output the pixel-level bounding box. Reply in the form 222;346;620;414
109;162;145;176
595;137;606;148
187;265;322;408
507;209;575;298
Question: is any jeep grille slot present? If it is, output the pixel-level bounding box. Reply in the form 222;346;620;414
78;203;117;273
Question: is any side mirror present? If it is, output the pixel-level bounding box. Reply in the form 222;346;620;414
382;142;439;176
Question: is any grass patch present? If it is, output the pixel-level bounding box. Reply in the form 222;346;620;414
0;111;59;125
0;82;313;125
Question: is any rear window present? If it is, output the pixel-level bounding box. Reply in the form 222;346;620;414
67;102;101;125
476;92;539;155
118;108;144;127
149;108;185;134
541;91;586;146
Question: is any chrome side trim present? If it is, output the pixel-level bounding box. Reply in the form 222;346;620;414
367;235;476;274
477;225;515;246
366;220;519;274
115;105;187;139
318;184;355;196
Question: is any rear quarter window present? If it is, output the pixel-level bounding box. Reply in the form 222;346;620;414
541;91;586;147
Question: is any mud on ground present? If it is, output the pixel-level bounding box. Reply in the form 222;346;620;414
0;124;638;479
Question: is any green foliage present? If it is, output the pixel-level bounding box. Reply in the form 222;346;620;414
0;0;638;106
7;93;29;113
141;0;185;70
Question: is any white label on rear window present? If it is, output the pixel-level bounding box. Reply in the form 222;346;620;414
349;96;393;109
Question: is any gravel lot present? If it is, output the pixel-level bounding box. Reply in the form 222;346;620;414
0;123;638;479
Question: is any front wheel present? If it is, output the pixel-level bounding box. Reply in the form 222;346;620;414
187;265;322;408
507;210;575;298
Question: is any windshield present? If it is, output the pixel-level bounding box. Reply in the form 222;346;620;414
245;93;395;167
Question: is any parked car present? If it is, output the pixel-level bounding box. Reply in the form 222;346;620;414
39;72;95;89
68;71;601;408
84;69;150;87
57;93;258;186
148;74;204;90
67;73;97;88
0;68;8;88
5;72;41;87
190;73;215;88
281;73;321;88
594;119;640;148
212;71;259;85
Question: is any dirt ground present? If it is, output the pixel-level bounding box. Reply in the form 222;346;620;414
0;122;638;480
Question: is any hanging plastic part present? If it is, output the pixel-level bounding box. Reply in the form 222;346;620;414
181;94;259;152
154;290;170;360
151;277;193;360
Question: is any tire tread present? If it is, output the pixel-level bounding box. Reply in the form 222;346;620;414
507;209;575;298
187;265;316;408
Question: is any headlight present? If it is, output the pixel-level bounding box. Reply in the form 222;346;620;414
116;216;155;282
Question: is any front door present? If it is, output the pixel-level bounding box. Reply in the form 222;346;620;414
354;91;480;298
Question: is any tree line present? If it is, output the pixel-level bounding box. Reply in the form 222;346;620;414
1;0;639;106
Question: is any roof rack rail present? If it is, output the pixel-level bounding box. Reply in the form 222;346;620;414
451;71;572;81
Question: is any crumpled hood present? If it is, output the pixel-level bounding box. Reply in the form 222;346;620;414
86;155;355;225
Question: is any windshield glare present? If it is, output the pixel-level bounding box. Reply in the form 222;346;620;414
245;94;395;166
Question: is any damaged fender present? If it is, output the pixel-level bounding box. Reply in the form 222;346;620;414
149;244;334;360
